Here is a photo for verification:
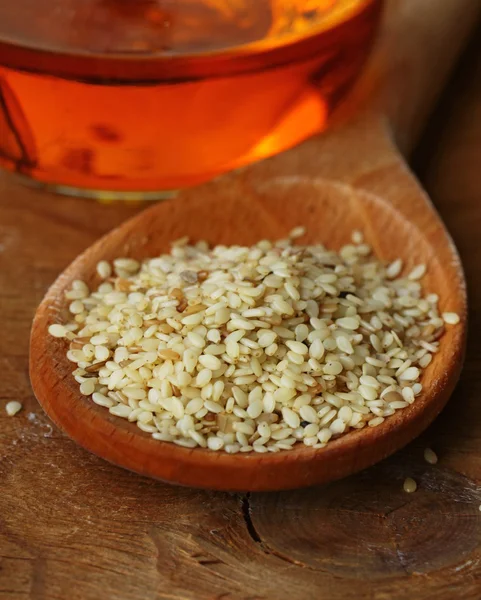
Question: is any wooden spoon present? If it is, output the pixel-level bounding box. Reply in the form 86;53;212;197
30;1;473;491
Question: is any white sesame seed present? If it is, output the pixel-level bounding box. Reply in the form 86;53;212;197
338;406;353;422
418;353;432;368
336;336;353;354
79;379;96;395
352;230;363;244
94;345;110;362
5;401;22;416
189;430;207;447
180;349;197;373
92;392;114;408
359;375;380;389
386;259;403;279
72;279;89;293
138;410;154;424
282;407;300;429
198;354;221;370
272;298;294;316
401;387;415;403
96;260;112;279
196;368;212;387
403;477;417;493
90;334;109;345
399;366;420;382
48;324;68;338
330;418;346;434
204;400;223;414
109;404;133;418
412;383;423;395
247;399;263;419
309;338;325;360
299;405;318;423
262;392;275;414
323;361;343;376
424;448;438;465
318;428;332;443
285;340;308;355
187;331;206;348
442;312;460;325
303;423;318;437
336;317;360;330
289;226;306;239
69;300;84;315
174;438;198;448
207;436;224;451
408;264;426;280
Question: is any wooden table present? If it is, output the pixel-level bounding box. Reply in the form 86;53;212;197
3;16;481;600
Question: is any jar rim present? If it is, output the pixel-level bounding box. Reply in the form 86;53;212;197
0;0;382;82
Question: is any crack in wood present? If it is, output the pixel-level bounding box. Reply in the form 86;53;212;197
197;558;224;567
241;494;316;571
241;494;261;545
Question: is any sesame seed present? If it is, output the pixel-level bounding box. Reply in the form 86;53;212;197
336;317;360;330
403;477;417;493
442;312;460;325
285;340;309;355
386;259;403;279
289;226;306;239
92;392;114;408
281;407;300;429
96;260;112;279
408;264;426;280
399;366;420;382
198;354;222;370
79;379;96;396
5;401;22;416
48;324;68;338
299;405;318;423
424;448;438;465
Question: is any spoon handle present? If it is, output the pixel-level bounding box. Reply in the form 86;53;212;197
246;0;480;186
356;0;481;154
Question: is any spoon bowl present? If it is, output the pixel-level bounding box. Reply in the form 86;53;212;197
29;168;466;490
29;0;475;491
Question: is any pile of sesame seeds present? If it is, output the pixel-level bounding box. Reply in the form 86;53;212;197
48;228;459;454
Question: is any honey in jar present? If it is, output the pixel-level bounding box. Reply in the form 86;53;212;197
0;0;382;196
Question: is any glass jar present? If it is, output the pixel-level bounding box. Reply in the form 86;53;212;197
0;0;382;197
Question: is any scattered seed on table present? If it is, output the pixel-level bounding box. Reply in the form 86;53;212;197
403;477;417;493
6;401;22;416
424;447;438;465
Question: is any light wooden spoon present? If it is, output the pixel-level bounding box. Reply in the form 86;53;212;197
30;1;473;491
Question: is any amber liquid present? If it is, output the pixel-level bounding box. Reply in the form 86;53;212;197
0;0;381;195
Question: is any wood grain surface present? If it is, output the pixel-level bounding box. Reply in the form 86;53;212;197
3;4;481;600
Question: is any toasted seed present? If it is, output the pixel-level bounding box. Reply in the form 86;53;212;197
50;227;456;455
